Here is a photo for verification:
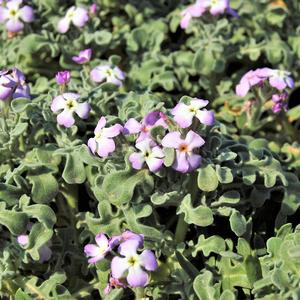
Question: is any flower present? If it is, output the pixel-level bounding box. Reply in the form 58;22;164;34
129;139;164;173
272;92;288;113
84;233;111;264
55;70;71;85
268;69;294;91
0;0;34;33
111;239;158;287
51;93;91;128
124;111;168;142
180;0;205;29
172;98;214;128
90;3;97;14
72;49;92;64
90;65;125;87
203;0;230;16
109;231;144;250
104;276;127;295
161;130;205;173
88;117;123;158
17;234;29;246
0;68;30;101
57;6;89;33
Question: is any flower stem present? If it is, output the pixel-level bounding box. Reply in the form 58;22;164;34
175;214;188;243
134;287;145;300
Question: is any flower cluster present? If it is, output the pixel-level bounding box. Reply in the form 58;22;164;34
0;68;30;101
84;231;158;293
180;0;237;29
236;68;294;113
88;98;214;173
0;0;34;33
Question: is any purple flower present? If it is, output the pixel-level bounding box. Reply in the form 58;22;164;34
17;234;29;246
84;233;111;264
180;0;205;29
90;65;125;87
0;68;30;101
272;93;288;113
55;70;71;85
87;117;123;158
51;93;91;128
0;0;34;33
129;139;164;173
109;231;144;250
124;111;168;142
104;276;127;295
72;49;92;64
161;131;205;173
172;98;214;128
268;69;294;91
57;6;89;33
111;239;158;287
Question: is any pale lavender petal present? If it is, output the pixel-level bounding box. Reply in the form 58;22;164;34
190;99;209;109
0;7;8;22
75;102;91;119
57;17;70;33
210;0;227;15
84;244;100;257
72;7;89;28
185;130;205;149
94;116;106;134
111;256;129;279
88;138;97;154
144;111;161;126
95;233;109;248
173;151;189;173
57;109;75;128
127;266;149;287
6;19;24;32
196;110;215;126
51;95;65;112
135;138;154;152
13;85;30;99
90;67;107;83
113;67;125;80
180;12;192;29
235;79;250;97
96;137;115;158
187;153;202;171
140;250;158;271
286;76;294;89
109;235;122;249
0;85;12;100
121;231;144;246
161;131;182;149
129;152;145;170
123;118;142;134
6;0;22;10
146;156;163;173
269;76;286;90
20;6;34;23
62;92;79;101
107;75;122;87
172;103;193;128
103;124;123;138
118;239;140;256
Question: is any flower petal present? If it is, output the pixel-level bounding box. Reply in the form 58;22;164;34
140;250;158;271
57;17;70;33
127;266;149;287
94;117;106;134
57;109;75;128
196;110;215;126
96;137;115;158
84;244;100;257
103;124;123;138
95;233;109;248
129;152;145;170
172;103;193;128
118;239;140;257
187;153;202;171
75;102;91;119
72;7;89;28
185;130;205;149
146;157;163;173
0;7;8;23
51;95;65;112
88;138;97;154
123;118;142;135
6;19;24;32
20;6;34;22
173;151;189;173
111;256;129;279
161;131;182;149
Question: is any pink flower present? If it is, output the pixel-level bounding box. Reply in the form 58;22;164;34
72;48;92;64
90;65;125;87
51;93;91;128
161;131;205;173
57;6;89;33
90;3;97;14
172;98;214;128
124;111;168;142
55;70;71;85
129;139;164;173
84;233;111;264
272;92;288;113
87;117;123;158
268;69;294;91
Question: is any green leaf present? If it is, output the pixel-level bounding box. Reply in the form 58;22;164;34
177;194;213;227
15;289;34;300
197;165;219;192
62;153;86;184
245;255;262;287
229;210;247;237
11;98;31;113
192;235;226;257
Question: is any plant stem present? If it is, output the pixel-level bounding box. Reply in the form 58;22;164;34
135;287;145;300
